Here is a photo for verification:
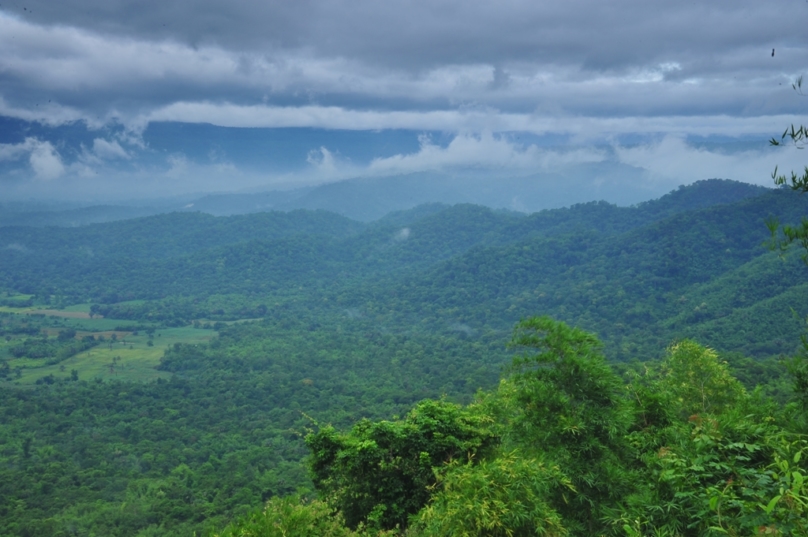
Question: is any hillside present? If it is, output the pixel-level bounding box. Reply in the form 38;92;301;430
0;178;806;536
2;179;797;358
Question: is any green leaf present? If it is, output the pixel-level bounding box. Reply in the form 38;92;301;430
792;471;804;493
764;494;781;515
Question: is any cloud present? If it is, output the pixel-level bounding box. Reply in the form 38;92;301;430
393;228;410;241
613;136;803;186
6;243;31;253
92;138;129;159
136;101;803;139
368;132;539;173
0;129;799;203
1;0;807;199
364;132;604;176
0;96;93;127
29;140;65;180
165;154;190;178
5;0;804;74
306;147;339;175
0;137;65;180
293;132;612;182
0;138;38;161
1;2;806;133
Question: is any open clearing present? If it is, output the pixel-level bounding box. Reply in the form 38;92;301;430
0;306;93;319
12;327;216;384
1;305;217;385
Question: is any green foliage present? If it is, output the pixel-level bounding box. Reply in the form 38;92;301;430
507;316;628;451
0;314;505;536
786;354;808;415
658;340;746;417
413;452;571;537
505;317;633;534
619;412;808;537
306;399;498;531
770;77;808;194
214;496;382;537
2;181;808;535
615;341;808;536
8;333;99;364
2;181;806;365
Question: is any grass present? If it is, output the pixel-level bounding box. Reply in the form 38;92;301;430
1;305;217;385
12;327;216;384
0;307;159;331
61;303;92;313
59;317;155;330
0;305;93;318
1;293;33;302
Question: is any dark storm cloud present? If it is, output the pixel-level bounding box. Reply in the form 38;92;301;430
1;0;806;120
1;0;807;198
5;0;803;71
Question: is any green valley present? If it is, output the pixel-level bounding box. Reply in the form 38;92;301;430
1;179;807;536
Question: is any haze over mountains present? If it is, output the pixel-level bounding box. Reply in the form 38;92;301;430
1;164;729;227
187;163;659;221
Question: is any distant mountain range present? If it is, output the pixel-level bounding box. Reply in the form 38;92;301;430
1;164;732;227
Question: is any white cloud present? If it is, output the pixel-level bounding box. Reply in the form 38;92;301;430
614;135;804;186
92;138;129;159
0;96;98;127
306;146;340;176
136;101;803;140
393;228;411;241
29;140;65;180
6;243;31;253
366;132;604;176
166;154;190;178
291;132;611;182
0;137;65;180
369;132;524;173
0;138;38;160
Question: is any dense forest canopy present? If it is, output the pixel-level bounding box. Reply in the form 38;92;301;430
1;179;808;536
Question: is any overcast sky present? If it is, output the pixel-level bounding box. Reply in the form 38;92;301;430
1;0;807;201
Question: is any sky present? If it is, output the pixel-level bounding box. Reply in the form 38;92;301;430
1;0;807;202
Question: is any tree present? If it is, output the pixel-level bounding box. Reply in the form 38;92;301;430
213;496;371;537
503;316;634;535
413;452;571;537
768;76;808;262
770;80;808;421
658;340;746;418
305;399;498;531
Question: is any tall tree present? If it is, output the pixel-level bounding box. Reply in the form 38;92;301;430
504;316;633;535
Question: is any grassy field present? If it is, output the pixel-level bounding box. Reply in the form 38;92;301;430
2;293;34;301
1;305;217;385
0;304;161;331
19;328;216;384
12;327;215;384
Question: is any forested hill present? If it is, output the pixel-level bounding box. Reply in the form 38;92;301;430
348;183;808;359
0;209;364;260
0;179;801;359
0;178;767;285
1;178;807;536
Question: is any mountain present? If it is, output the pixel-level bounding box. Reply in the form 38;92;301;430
184;164;702;221
1;179;802;360
2;178;807;537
